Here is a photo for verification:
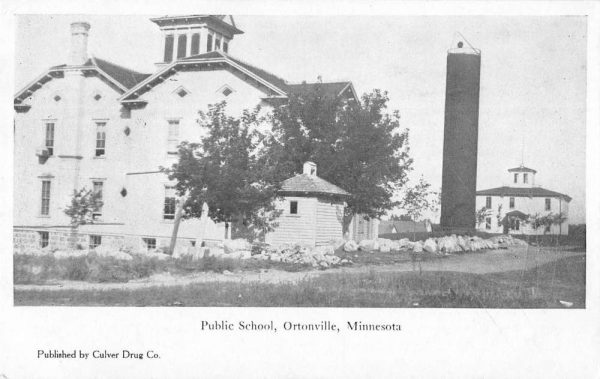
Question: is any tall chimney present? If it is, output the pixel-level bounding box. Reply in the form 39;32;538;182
69;22;91;66
440;38;481;231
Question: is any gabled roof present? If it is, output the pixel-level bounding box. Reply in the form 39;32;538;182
476;186;571;202
280;174;350;198
120;51;358;104
508;166;537;174
14;56;150;105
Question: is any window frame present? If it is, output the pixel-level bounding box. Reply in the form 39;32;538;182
40;180;51;216
92;181;104;220
166;119;180;155
163;185;177;220
44;121;55;156
485;196;492;209
289;200;298;215
89;235;102;250
95;121;107;157
164;34;174;62
142;237;157;250
207;34;213;52
523;173;528;184
177;34;187;58
509;197;515;209
190;33;200;55
514;173;518;183
39;231;49;248
545;198;551;211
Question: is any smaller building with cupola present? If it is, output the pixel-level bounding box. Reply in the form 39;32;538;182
475;165;571;235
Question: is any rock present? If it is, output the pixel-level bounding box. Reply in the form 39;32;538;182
223;238;252;254
343;240;359;252
379;244;391;253
53;250;88;259
325;238;346;250
94;248;133;261
359;239;379;252
238;250;253;260
313;245;335;256
411;241;423;253
397;238;411;249
423;238;438;254
206;247;225;258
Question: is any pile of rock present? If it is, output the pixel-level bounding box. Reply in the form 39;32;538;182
341;234;528;256
252;243;351;268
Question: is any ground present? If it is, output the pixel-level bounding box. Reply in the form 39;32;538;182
14;245;585;308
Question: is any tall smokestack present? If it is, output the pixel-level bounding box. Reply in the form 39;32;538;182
69;22;91;66
440;38;481;230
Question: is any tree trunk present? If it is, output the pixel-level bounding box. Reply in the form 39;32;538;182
168;198;185;255
342;213;354;239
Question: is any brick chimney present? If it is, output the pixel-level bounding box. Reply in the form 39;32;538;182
69;22;91;66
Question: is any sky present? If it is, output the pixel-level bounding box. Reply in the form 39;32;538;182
14;15;587;223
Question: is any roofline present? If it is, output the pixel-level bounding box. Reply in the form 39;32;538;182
476;189;572;202
89;56;129;92
278;190;351;198
337;81;359;100
149;15;244;35
118;54;288;101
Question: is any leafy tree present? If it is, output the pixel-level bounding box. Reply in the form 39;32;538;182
64;187;102;226
167;102;281;241
476;206;491;228
260;85;412;233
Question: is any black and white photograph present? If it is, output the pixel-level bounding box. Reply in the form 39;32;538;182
1;1;599;378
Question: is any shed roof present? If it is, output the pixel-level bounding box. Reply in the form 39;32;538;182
280;174;350;198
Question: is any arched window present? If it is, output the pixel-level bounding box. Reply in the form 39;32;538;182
191;33;200;55
177;34;187;59
163;35;174;62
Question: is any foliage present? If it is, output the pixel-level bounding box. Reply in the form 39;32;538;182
167;102;282;240
63;187;102;226
476;206;491;226
528;212;566;233
397;176;439;222
260;85;412;232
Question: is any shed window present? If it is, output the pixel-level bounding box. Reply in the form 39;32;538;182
164;35;174;62
177;34;187;58
290;201;298;215
207;34;213;52
89;235;102;250
191;33;200;55
545;198;551;211
485;196;492;209
509;197;515;209
39;231;49;248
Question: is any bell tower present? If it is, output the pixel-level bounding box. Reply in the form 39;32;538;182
150;15;243;64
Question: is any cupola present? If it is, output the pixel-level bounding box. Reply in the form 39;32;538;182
507;165;537;188
150;15;243;64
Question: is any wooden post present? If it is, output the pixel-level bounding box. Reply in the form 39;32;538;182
168;198;184;255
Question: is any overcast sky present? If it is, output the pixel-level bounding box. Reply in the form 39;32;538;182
15;15;587;223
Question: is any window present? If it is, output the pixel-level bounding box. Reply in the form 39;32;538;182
215;38;221;50
545;198;551;211
175;87;189;98
94;93;102;101
53;95;61;102
290;201;298;215
509;197;515;209
513;173;518;183
523;173;528;184
142;238;156;250
163;186;176;220
92;181;103;219
191;33;200;55
485;217;492;230
39;231;49;248
545;225;551;233
95;122;106;157
222;87;233;97
164;35;174;62
177;34;187;59
207;34;213;52
485;196;492;209
167;120;180;154
41;180;51;215
89;235;102;250
511;219;520;231
223;41;229;53
45;122;55;156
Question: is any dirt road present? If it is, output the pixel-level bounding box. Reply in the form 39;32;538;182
14;246;583;292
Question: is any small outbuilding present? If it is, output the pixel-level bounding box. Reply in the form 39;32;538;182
265;162;350;247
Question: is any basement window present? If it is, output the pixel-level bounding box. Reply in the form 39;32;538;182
142;238;156;250
39;231;49;248
290;201;298;215
89;235;102;250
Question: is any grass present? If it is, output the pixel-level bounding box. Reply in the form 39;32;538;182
14;255;585;308
13;253;312;285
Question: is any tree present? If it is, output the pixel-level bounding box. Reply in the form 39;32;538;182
64;187;102;227
64;187;102;249
476;206;491;228
396;176;438;239
260;85;412;233
167;102;281;241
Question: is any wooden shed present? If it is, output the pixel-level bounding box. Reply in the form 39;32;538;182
265;162;351;247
